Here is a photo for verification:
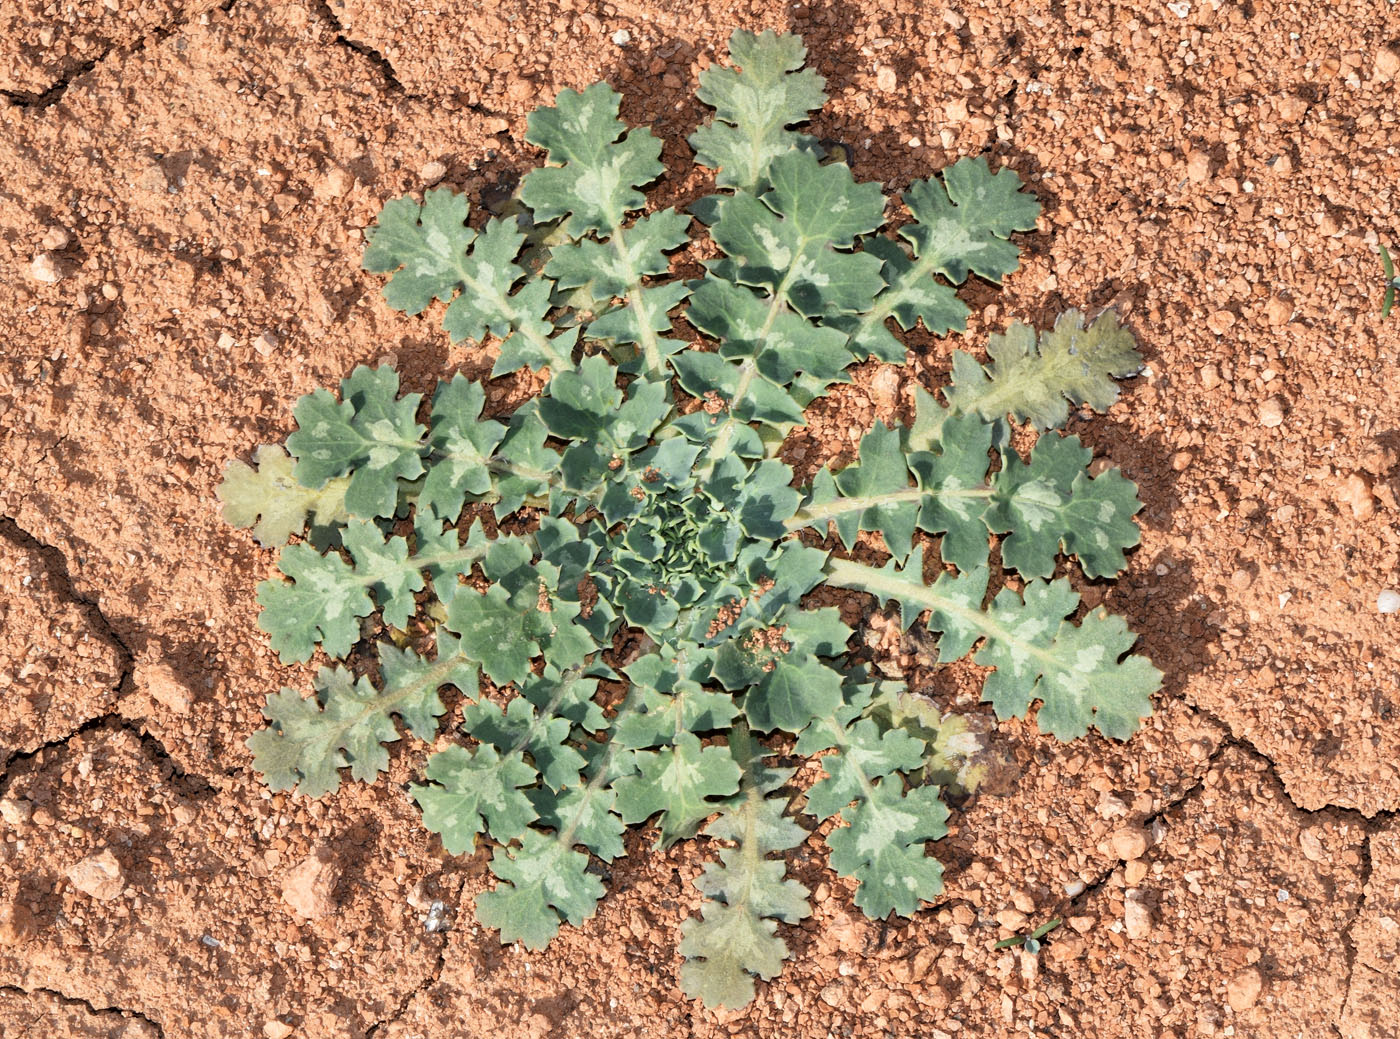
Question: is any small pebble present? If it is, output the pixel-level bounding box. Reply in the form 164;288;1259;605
1122;893;1152;939
1205;309;1236;335
282;847;340;920
610;28;631;45
67;849;125;901
264;1023;295;1039
1263;296;1292;326
1334;473;1376;520
1258;397;1285;428
995;908;1028;931
0;797;31;827
140;663;193;715
1109;825;1149;861
29;252;61;283
420;160;447;184
1170;450;1194;471
0;898;33;946
1376;45;1400;81
1227;966;1263;1011
1198;363;1220;390
41;227;69;251
875;65;897;92
320;166;354;198
1186;150;1211;183
255;331;278;357
1378;590;1400;615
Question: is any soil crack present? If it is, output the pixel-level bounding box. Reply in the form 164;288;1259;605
1337;821;1378;1033
0;517;219;797
1057;736;1231;921
0;0;234;111
312;0;406;94
1182;701;1399;821
363;874;467;1037
0;983;167;1038
0;56;107;109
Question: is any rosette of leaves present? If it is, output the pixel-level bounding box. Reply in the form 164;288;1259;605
219;30;1161;1009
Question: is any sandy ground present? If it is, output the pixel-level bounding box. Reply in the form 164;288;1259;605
1;0;1398;1036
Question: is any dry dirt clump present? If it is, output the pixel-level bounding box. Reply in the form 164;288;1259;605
0;0;1398;1035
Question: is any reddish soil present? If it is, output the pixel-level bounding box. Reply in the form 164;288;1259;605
1;0;1398;1036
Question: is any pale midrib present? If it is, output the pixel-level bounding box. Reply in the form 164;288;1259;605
311;648;471;761
453;254;570;371
609;221;667;378
959;351;1079;418
843;240;948;351
822;555;1061;671
697;224;817;473
787;485;991;529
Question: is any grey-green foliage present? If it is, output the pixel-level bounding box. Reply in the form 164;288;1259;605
219;29;1161;1010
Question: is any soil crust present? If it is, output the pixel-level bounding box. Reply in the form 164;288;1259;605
1;0;1397;1035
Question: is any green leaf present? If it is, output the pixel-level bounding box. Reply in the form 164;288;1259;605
522;82;664;235
519;664;610;734
671;352;805;427
900;156;1041;285
529;784;627;861
835;236;968;362
218;445;350;548
688;276;853;386
446;583;539;686
986;432;1142;580
538;354;624;440
546;208;690;296
339;520;422;629
376;641;473;740
690;29;826;191
493;408;559;516
413;743;539;854
827;421;919;559
825;779;948;918
908;410;995;572
461;695;587;792
802;718;926;820
420;374;506;519
711;150;886;319
614;731;742;845
946;309;1144;430
679;732;811;1008
257;544;369;664
974;581;1160;741
744;653;843;734
476;830;605;950
284;367;426;519
248;668;393;796
362;189;475;314
439;216;529;342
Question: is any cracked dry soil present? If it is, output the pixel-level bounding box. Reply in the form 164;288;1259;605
0;0;1398;1036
